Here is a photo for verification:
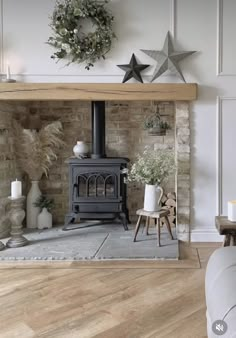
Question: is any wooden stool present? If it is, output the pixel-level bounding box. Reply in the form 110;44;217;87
133;209;174;247
215;216;236;246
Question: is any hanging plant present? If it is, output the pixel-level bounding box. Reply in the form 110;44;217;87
144;106;171;136
47;0;116;70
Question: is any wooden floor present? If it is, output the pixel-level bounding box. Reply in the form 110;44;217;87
0;242;221;338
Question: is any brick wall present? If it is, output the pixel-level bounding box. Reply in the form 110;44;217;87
0;108;22;198
0;100;176;224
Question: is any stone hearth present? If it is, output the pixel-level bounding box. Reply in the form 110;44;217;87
0;222;178;260
0;83;196;241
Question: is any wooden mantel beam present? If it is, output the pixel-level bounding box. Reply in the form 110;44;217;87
0;83;197;101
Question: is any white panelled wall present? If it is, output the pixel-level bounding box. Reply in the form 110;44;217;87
0;0;235;242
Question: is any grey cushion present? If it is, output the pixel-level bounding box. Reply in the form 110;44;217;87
205;246;236;337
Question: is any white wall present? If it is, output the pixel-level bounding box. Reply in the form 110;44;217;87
0;0;234;241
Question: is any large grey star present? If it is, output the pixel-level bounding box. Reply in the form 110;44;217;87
141;31;196;82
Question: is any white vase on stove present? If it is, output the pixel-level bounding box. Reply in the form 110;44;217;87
73;141;89;158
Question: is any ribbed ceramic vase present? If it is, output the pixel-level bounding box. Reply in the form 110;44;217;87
37;208;52;229
26;180;41;229
144;184;163;212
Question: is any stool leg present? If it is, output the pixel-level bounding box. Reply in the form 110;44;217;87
223;234;231;247
145;217;150;235
142;216;147;233
134;215;142;242
233;235;236;246
229;234;235;246
156;218;161;247
164;216;174;240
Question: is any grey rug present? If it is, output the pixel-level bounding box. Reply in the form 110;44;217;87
0;222;179;261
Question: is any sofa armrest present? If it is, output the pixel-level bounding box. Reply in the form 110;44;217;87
206;247;236;337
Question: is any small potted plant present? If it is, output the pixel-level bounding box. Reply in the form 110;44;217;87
34;195;55;229
124;148;176;212
144;109;171;136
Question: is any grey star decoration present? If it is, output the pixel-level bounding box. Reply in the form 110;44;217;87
117;54;150;83
141;31;196;82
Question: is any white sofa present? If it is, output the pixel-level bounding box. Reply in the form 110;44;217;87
205;246;236;337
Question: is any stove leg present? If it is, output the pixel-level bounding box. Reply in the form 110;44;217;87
119;212;128;231
63;213;76;231
124;209;131;224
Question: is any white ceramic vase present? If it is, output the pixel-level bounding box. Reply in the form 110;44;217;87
37;208;52;229
26;180;41;229
144;184;163;212
73;141;89;158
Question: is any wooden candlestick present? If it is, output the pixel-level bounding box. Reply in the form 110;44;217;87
0;241;5;251
7;196;28;248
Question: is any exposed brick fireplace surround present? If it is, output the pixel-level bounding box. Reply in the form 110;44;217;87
0;83;197;241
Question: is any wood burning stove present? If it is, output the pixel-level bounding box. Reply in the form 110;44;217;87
64;101;130;230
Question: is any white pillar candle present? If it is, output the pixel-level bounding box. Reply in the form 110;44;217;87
228;200;236;222
6;63;10;80
11;179;22;199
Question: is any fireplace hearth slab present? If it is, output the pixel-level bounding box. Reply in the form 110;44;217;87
0;222;178;260
96;229;178;260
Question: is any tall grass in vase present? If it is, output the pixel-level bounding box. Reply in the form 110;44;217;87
13;120;64;228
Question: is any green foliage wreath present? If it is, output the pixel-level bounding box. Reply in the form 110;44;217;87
48;0;116;70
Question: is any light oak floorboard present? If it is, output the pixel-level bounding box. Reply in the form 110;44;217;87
0;244;218;338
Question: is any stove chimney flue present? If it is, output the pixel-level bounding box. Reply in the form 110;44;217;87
91;101;106;159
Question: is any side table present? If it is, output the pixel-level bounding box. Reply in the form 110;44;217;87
134;209;174;246
215;216;236;246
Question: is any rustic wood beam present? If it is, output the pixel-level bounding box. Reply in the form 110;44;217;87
0;83;197;101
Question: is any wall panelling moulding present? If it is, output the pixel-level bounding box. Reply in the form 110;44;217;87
216;97;236;216
217;0;236;76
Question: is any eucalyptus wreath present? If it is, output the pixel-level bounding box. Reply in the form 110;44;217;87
48;0;116;70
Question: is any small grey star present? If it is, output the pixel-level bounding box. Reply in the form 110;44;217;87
141;31;196;82
117;54;149;83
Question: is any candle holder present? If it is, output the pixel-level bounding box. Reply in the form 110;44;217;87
0;241;5;251
1;78;16;83
7;196;28;248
